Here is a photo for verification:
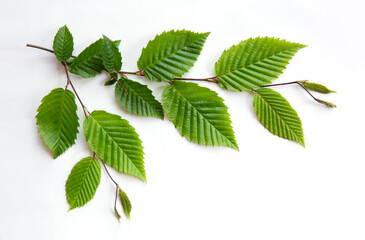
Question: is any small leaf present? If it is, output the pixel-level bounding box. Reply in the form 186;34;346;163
137;30;210;82
114;207;121;221
83;111;146;181
215;37;307;91
115;77;164;118
70;39;121;78
103;35;122;73
104;78;117;86
119;190;132;219
36;88;79;158
315;99;337;108
301;82;336;94
253;88;304;146
162;81;238;150
104;73;118;86
65;157;101;210
53;25;73;62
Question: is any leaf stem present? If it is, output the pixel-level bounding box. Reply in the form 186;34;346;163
295;81;324;103
118;69;219;83
261;80;334;106
173;77;219;83
62;62;90;117
26;44;77;58
99;157;119;186
261;80;307;88
98;156;122;219
117;70;142;75
107;71;128;94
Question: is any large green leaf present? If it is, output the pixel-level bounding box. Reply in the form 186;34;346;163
253;88;304;146
36;88;79;159
65;157;101;210
83;111;146;181
53;25;73;62
115;77;164;119
103;35;122;73
70;39;121;78
119;190;132;219
137;30;210;82
215;37;306;91
162;81;238;149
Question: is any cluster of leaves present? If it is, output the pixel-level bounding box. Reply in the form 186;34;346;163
33;25;335;220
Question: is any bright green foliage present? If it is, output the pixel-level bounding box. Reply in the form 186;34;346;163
65;157;101;210
215;37;306;91
103;35;122;73
70;39;104;78
301;82;336;94
70;39;121;78
114;208;121;221
83;111;146;181
253;88;304;146
137;30;210;82
162;81;238;150
53;25;73;62
115;77;164;119
119;190;132;219
36;88;79;159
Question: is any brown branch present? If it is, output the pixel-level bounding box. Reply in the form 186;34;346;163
26;44;77;58
62;62;90;117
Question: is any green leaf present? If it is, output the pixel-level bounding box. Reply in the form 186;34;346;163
115;77;164;119
119;190;132;219
104;73;117;86
315;99;337;108
70;39;121;78
137;30;210;82
103;35;122;73
36;88;79;159
69;39;104;78
65;157;101;210
53;25;73;62
215;37;307;91
301;82;336;94
253;88;304;146
114;207;121;221
83;111;146;181
162;81;238;150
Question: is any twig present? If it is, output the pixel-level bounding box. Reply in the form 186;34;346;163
62;62;90;117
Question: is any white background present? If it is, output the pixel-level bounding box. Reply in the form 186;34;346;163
1;0;365;239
